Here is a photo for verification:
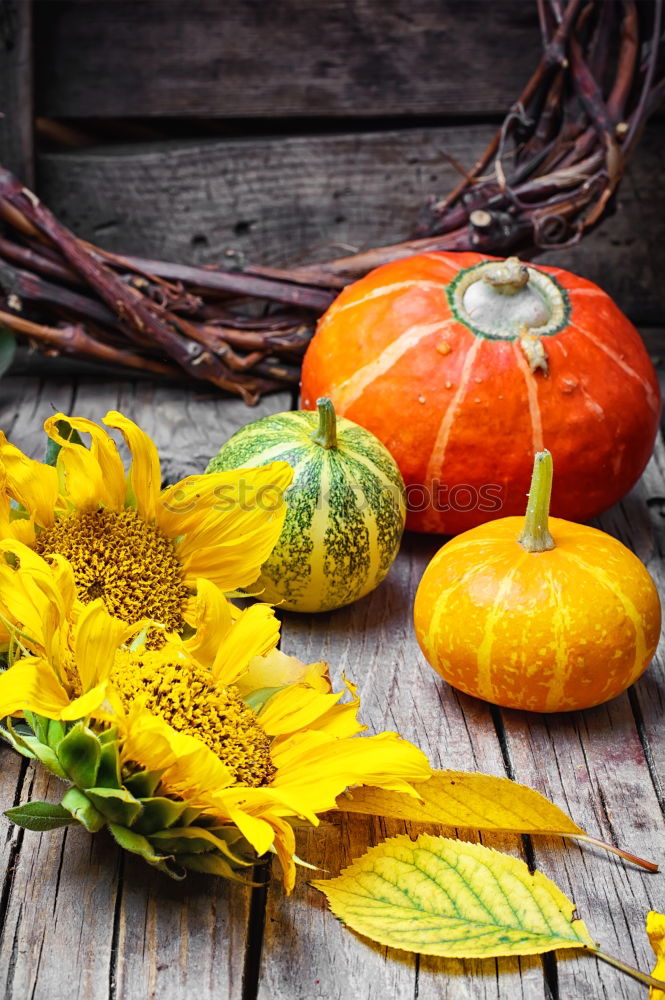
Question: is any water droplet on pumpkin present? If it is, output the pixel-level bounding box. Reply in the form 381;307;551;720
418;395;426;404
437;341;452;355
445;381;453;389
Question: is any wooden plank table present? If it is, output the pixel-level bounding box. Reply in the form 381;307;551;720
0;369;663;1000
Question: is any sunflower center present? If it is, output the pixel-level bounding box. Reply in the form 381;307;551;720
34;508;189;644
112;650;275;787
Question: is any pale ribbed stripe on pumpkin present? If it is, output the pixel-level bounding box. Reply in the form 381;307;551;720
571;321;660;414
318;280;447;326
421;252;474;272
512;340;545;454
332;318;457;411
541;569;570;713
557;549;647;684
474;560;526;703
423;552;509;664
424;338;483;485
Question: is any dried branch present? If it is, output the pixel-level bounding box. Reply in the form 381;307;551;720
0;0;662;401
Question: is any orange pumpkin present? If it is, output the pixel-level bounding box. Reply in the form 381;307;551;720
301;253;661;533
413;451;661;712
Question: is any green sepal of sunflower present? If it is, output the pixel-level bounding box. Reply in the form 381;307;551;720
150;825;255;867
86;786;143;826
61;787;106;832
97;739;122;788
177;852;262;885
56;721;101;788
2;717;262;883
2;716;68;778
132;797;189;836
123;768;164;798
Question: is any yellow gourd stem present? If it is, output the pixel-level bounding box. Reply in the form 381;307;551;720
311;397;338;450
518;450;555;552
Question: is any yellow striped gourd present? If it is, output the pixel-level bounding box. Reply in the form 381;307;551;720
206;398;406;612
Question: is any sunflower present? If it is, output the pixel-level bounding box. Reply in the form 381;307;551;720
0;410;292;647
0;543;432;890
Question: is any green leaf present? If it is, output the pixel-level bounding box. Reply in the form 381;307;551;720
312;834;596;959
98;726;120;746
123;769;163;798
57;722;101;788
150;859;187;881
61;787;106;832
24;711;49;745
44;418;85;468
108;824;170;864
336;770;584;836
177;852;259;884
0;328;16;378
132;797;188;836
96;741;122;789
6;719;67;777
151;825;255;866
0;722;36;758
86;787;143;826
46;718;67;750
5;800;77;832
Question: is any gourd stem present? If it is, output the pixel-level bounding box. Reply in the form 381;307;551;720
518;450;555;552
311;397;338;449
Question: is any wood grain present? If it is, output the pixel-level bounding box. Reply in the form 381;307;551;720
0;0;34;185
37;122;665;326
33;0;540;119
0;373;663;999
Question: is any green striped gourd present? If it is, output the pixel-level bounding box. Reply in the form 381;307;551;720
206;398;406;612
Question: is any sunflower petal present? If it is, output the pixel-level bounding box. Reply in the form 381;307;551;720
60;682;110;720
54;415;126;510
119;704;235;798
211;604;280;686
271;730;432;813
0;431;59;527
257;684;346;737
43;414;119;512
159;463;293;591
183;578;234;665
74;599;129;691
235;649;331;697
268;815;298;894
224;802;276;856
0;657;71;719
103;411;161;521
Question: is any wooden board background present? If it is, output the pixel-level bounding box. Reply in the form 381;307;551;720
0;376;663;1000
1;2;665;998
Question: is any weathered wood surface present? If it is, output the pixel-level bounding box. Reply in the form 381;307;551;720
36;121;665;327
0;370;663;1000
0;0;34;185
33;1;540;119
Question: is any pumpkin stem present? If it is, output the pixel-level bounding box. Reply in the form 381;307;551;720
518;450;555;552
311;397;338;449
482;256;530;295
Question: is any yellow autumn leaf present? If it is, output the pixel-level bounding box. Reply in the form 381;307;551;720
647;912;665;998
337;770;582;834
336;771;657;871
312;833;596;958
